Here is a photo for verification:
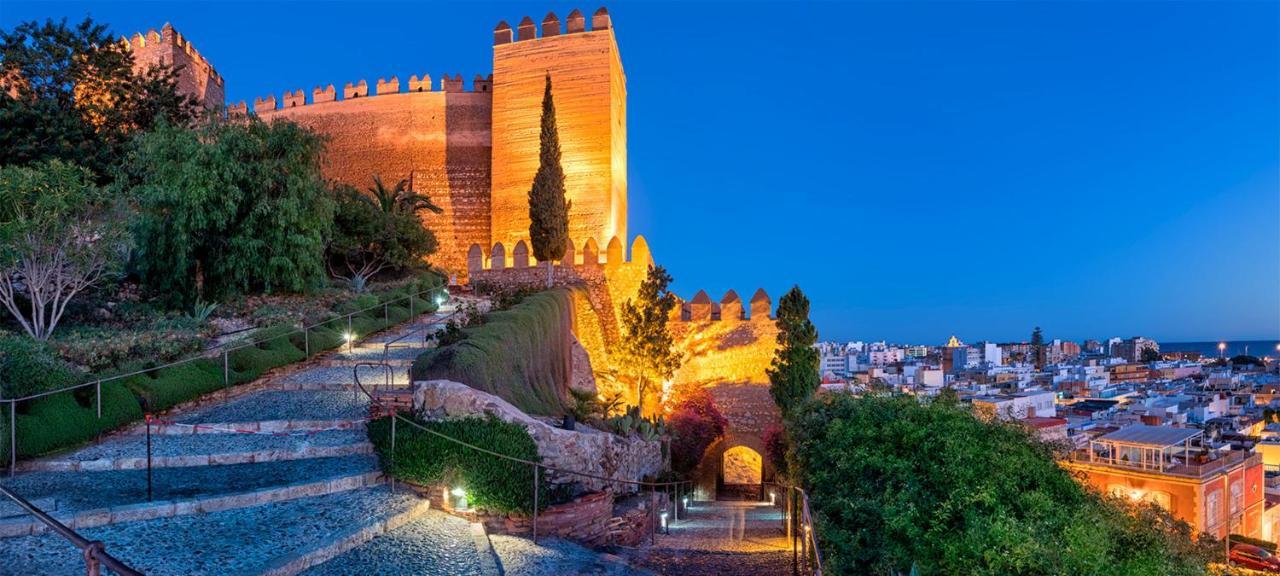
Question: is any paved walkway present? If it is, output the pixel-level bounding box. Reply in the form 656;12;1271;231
617;500;793;576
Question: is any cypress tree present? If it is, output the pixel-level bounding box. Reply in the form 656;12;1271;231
527;73;570;287
768;285;820;416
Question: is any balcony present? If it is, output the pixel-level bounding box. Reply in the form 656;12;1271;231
1065;424;1261;479
1068;446;1260;479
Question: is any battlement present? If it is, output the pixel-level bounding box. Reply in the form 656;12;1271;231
466;234;651;275
671;288;773;324
250;72;493;114
493;7;611;46
119;23;223;87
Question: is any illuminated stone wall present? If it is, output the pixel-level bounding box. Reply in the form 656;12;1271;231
490;8;627;253
251;79;493;273
121;25;224;108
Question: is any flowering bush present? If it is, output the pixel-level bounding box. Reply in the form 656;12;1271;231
668;389;727;476
762;422;789;479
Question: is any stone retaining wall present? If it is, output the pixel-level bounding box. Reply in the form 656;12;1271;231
414;380;662;491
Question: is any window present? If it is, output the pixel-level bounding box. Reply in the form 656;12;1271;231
1208;490;1223;524
1231;480;1243;514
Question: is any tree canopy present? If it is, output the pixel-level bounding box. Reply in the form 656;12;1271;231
0;17;198;181
123;118;333;305
527;73;569;285
328;180;438;292
790;393;1216;575
768;285;820;416
617;265;681;415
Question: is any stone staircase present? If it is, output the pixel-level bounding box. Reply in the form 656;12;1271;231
0;303;651;575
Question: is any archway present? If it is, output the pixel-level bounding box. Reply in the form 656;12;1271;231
721;445;763;500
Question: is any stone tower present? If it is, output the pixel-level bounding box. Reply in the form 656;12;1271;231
122;24;224;109
490;8;627;259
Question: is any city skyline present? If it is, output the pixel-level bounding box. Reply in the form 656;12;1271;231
3;1;1276;343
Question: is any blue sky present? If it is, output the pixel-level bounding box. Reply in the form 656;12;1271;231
3;1;1277;344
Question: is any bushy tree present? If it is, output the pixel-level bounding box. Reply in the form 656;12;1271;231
527;73;570;287
0;160;127;340
617;265;681;415
1031;325;1045;369
124;118;333;305
328;181;438;292
0;17;198;180
767;285;819;416
668;388;727;476
790;393;1217;575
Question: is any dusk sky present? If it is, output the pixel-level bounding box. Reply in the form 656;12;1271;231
3;1;1277;344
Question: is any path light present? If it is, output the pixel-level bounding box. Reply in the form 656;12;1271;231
343;331;356;352
682;496;689;509
450;486;469;510
660;511;669;534
769;491;776;505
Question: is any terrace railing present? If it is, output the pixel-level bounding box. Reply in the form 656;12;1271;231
1067;448;1261;479
351;357;693;545
0;484;141;576
766;481;825;576
2;283;448;476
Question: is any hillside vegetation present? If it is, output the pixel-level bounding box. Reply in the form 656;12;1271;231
411;289;575;416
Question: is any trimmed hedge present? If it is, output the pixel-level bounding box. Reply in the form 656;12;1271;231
368;415;547;514
411;290;572;416
1;272;445;461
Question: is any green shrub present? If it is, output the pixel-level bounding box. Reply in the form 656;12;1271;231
0;335;83;399
228;325;306;383
53;325;204;372
368;415;547;514
1;383;141;459
123;360;223;412
790;394;1216;575
412;290;572;416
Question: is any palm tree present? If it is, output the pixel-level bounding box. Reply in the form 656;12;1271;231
364;175;443;215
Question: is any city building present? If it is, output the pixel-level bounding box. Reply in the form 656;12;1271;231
1064;425;1265;540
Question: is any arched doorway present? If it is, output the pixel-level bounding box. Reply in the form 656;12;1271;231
720;445;763;500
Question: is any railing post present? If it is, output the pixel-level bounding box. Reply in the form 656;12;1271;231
95;381;101;419
222;349;229;388
532;464;539;544
8;401;15;478
304;326;310;358
384;303;389;325
390;415;397;494
145;415;153;502
83;542;102;576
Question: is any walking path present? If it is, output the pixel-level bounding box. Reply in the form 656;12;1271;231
615;500;793;576
0;300;660;575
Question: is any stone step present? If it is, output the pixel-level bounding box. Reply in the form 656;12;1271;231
489;534;648;575
18;430;372;472
298;511;490;576
169;389;371;423
0;486;429;576
0;454;379;520
0;471;384;538
127;418;366;436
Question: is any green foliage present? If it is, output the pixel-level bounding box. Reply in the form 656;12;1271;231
527;73;569;271
617;265;681;416
767;285;819;416
668;389;726;476
789;394;1216;575
368;415;547;514
1229;534;1277;552
0;160;129;339
0;17;199;181
189;299;219;323
1;382;141;459
328;182;438;292
0;334;83;399
125;118;334;306
1031;326;1046;368
52;324;204;372
412;290;573;416
122;359;222;412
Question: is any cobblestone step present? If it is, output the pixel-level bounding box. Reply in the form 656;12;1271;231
170;389;370;423
0;486;426;576
489;534;647;576
299;511;489;576
18;430;371;472
127;418;366;436
0;454;379;518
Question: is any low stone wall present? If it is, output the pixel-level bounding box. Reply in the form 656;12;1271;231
413;379;662;492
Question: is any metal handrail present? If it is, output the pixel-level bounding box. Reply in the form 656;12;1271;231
3;281;446;475
764;480;825;576
351;354;694;543
0;484;142;576
379;311;459;364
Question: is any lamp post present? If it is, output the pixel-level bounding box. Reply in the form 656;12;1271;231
1219;342;1227;360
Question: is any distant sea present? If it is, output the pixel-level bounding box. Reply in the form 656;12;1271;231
1159;340;1280;358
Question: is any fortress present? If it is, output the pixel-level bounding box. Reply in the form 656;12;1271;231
126;8;778;497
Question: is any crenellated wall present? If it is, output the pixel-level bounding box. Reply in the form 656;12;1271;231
120;24;224;108
490;8;627;257
249;75;493;273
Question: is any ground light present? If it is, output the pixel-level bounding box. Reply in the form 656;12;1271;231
769;491;776;505
660;512;669;534
343;332;356;352
450;486;468;510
